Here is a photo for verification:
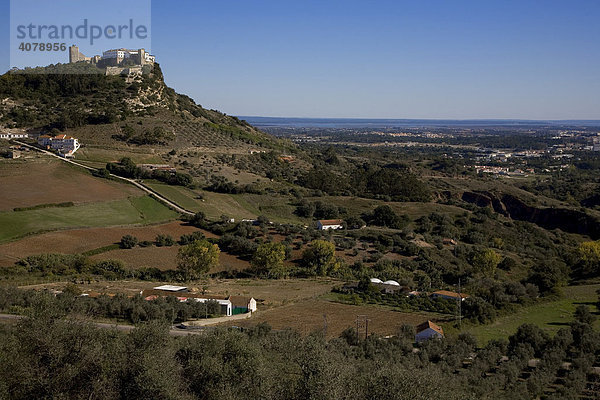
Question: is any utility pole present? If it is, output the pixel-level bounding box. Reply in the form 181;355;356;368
458;278;462;329
356;315;370;341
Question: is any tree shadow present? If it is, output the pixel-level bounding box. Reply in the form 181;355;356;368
547;322;570;327
573;301;596;306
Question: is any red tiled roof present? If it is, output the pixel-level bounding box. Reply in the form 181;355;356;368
416;320;444;335
318;219;344;225
431;290;469;299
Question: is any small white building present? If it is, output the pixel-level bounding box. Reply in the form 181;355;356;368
153;285;188;292
0;133;28;139
193;298;232;316
317;219;344;230
415;320;444;343
229;296;258;314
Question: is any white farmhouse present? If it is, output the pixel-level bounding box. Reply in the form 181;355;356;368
193;298;233;316
317;219;344;230
37;134;81;157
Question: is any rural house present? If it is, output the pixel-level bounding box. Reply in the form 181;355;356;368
370;278;407;294
153;285;188;293
38;134;81;157
229;296;258;314
430;290;469;301
317;219;344;230
142;287;257;317
415;320;444;342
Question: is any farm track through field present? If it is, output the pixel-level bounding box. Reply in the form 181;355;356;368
14;141;195;216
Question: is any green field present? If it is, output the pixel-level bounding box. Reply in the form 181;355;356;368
465;284;600;344
145;183;206;212
0;195;178;243
232;194;302;224
145;183;304;223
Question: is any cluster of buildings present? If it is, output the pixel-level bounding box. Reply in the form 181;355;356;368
360;280;467;342
363;278;470;302
3;145;30;159
475;166;535;176
69;45;155;78
69;45;155;66
37;134;81;157
342;277;470;306
142;285;257;317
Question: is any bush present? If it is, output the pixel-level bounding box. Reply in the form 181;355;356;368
120;235;139;249
155;234;175;247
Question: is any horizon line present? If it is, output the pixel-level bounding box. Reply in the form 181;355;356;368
237;115;600;122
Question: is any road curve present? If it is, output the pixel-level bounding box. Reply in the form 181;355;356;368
14;140;195;216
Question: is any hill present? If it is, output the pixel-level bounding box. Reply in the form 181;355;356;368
0;63;286;152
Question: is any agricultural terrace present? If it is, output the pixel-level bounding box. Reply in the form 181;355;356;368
0;196;178;243
465;284;600;344
0;221;202;267
217;298;448;339
0;158;141;211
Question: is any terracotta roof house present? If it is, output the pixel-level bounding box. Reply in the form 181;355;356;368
317;219;344;230
430;290;470;301
415;320;444;342
442;238;457;246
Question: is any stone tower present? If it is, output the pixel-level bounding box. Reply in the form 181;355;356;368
69;45;87;63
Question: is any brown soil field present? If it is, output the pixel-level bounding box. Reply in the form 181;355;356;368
0;159;141;211
17;278;439;337
90;246;181;270
217;299;446;338
0;222;209;267
89;246;250;272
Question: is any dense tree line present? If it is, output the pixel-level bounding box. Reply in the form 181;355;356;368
0;287;221;324
105;157;193;187
0;299;597;399
298;162;430;202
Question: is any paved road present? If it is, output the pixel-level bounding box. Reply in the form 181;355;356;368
13;140;195;216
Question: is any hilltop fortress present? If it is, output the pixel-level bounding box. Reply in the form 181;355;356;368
69;45;155;76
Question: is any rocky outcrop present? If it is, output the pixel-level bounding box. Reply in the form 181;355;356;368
461;191;600;239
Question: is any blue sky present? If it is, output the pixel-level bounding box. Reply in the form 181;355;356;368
1;0;599;119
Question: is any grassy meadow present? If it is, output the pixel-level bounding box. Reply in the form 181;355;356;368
0;195;178;243
464;284;600;344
